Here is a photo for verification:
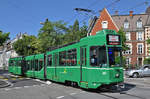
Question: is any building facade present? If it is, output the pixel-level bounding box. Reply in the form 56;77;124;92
88;7;150;67
0;33;25;69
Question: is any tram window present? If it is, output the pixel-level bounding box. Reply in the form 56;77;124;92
31;60;34;70
9;60;14;66
59;51;66;66
108;47;122;67
25;61;30;70
90;46;107;67
47;55;52;66
67;49;77;66
35;60;38;71
39;59;43;70
18;61;22;66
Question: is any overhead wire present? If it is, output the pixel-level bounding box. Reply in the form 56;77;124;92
66;0;103;24
119;1;149;14
79;0;121;23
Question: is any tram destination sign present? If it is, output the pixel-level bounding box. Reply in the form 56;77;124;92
107;34;121;45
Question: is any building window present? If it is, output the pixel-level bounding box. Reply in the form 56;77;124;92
125;32;130;40
137;32;143;40
124;44;132;54
124;22;129;29
137;57;142;66
137;21;142;28
101;21;108;29
126;58;130;65
137;44;143;54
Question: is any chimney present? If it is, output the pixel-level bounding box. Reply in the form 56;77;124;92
115;10;118;15
129;11;133;17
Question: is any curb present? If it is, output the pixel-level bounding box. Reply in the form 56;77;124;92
0;79;12;88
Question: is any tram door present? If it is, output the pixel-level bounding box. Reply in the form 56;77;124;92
80;46;87;82
54;53;59;79
21;57;26;76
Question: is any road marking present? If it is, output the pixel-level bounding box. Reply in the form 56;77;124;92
13;87;21;89
56;96;64;99
34;79;52;85
40;84;45;86
24;86;30;88
3;78;8;80
33;85;39;87
80;91;85;93
26;78;31;80
5;88;11;91
18;78;23;79
70;93;76;95
12;78;16;80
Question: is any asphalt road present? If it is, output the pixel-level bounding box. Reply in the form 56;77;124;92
0;81;150;99
0;71;150;99
0;71;46;88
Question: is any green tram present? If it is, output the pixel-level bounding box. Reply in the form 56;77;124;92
8;29;124;89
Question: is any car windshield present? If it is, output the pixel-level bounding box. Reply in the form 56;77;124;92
108;47;122;67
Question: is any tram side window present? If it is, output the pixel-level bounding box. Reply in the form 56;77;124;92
26;61;30;70
47;55;52;66
90;46;107;67
9;60;14;66
31;60;34;70
59;51;66;66
29;61;32;70
18;61;22;66
67;49;77;66
35;60;38;71
39;59;43;70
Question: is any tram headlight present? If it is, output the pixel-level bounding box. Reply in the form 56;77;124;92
115;73;120;78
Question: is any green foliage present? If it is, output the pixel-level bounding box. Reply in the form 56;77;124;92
144;58;150;64
38;19;88;52
63;20;88;44
115;56;126;68
0;30;10;46
13;19;88;55
117;28;129;51
13;35;40;56
38;20;68;52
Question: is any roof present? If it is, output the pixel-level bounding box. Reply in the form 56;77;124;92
112;14;149;31
146;15;150;26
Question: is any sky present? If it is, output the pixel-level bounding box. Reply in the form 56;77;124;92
0;0;149;39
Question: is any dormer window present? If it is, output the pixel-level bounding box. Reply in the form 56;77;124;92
102;21;108;29
137;20;142;28
124;22;129;29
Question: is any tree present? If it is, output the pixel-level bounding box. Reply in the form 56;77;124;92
144;58;150;64
13;35;40;56
63;20;88;44
0;30;10;46
38;19;68;52
117;28;129;51
79;22;88;38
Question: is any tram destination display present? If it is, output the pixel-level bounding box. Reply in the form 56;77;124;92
107;34;121;45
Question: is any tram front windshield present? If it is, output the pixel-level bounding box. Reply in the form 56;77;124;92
108;47;122;67
90;46;107;67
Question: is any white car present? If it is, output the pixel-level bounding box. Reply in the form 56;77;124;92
125;65;150;78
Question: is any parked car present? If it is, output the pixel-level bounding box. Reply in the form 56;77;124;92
125;65;150;78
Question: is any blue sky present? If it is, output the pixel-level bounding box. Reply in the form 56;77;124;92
0;0;149;39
